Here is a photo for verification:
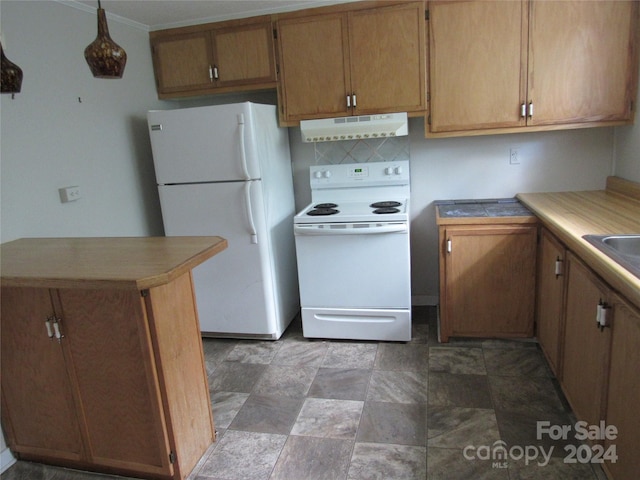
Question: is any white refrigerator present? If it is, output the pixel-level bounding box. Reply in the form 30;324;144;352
147;102;299;339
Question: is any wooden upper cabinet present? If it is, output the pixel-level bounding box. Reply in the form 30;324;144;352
528;0;638;126
428;0;527;133
212;22;277;87
151;19;277;99
349;3;426;115
427;0;639;137
277;2;426;125
151;31;214;95
277;13;352;121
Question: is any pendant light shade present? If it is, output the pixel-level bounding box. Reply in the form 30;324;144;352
84;1;127;78
1;41;23;94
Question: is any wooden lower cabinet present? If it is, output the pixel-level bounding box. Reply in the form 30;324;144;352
439;224;537;342
604;295;640;479
561;252;612;429
535;228;566;376
1;272;214;479
1;287;85;463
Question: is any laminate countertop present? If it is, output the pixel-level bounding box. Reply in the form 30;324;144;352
517;176;640;309
0;236;228;291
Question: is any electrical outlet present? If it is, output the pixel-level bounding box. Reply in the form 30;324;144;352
59;186;81;203
509;148;520;165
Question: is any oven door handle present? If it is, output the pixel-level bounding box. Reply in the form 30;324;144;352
294;223;408;235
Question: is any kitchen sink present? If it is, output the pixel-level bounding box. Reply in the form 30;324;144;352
583;234;640;278
602;235;640;257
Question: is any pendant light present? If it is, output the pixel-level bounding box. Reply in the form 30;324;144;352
1;41;23;94
84;0;127;78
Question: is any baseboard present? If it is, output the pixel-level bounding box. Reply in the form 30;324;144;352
0;447;16;474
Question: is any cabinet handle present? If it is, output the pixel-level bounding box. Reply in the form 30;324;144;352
520;103;526;118
554;257;563;278
447;239;452;253
208;65;213;82
596;301;611;331
52;318;64;342
528;102;534;118
346;95;351;108
45;317;54;339
352;93;357;108
213;65;219;80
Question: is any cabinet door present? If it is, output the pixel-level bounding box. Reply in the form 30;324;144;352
0;287;84;462
528;0;638;126
212;21;276;87
442;225;537;340
277;13;351;122
349;2;426;115
535;228;566;375
55;289;173;478
604;295;640;479
428;0;527;133
151;31;214;94
561;253;612;427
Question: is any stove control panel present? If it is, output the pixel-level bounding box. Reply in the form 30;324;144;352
348;166;369;178
310;161;410;189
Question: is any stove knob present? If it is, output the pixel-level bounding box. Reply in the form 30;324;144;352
394;166;403;175
385;167;394;175
323;170;332;178
314;171;323;179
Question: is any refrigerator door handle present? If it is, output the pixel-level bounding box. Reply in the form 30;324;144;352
237;113;251;181
245;181;258;244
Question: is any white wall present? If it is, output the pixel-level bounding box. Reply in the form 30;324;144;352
613;65;640;183
0;0;166;244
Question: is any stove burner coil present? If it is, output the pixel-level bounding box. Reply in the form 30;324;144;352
370;201;402;208
373;207;401;214
307;208;339;216
314;203;338;209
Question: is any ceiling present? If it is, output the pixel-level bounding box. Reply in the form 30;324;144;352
72;0;357;30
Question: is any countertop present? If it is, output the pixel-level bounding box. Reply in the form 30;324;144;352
436;198;537;225
0;236;228;291
517;176;640;309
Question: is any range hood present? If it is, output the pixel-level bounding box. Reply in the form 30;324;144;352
300;112;408;143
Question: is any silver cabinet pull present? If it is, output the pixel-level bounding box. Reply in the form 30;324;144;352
346;95;351;108
352;93;357;108
45;317;54;338
520;103;526;118
528;102;534;118
208;65;214;81
596;301;611;331
554;257;563;277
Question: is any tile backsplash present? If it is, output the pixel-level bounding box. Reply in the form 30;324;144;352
314;136;410;165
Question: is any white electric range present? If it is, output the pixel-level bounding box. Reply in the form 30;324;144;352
293;161;412;341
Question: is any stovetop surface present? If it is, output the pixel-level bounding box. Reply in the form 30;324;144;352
294;199;409;224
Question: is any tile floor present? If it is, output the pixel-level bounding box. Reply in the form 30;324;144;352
2;306;607;480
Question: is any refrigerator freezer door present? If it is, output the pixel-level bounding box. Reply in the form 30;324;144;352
148;103;261;184
158;182;277;336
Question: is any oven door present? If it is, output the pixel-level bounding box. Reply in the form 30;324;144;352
294;221;411;340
